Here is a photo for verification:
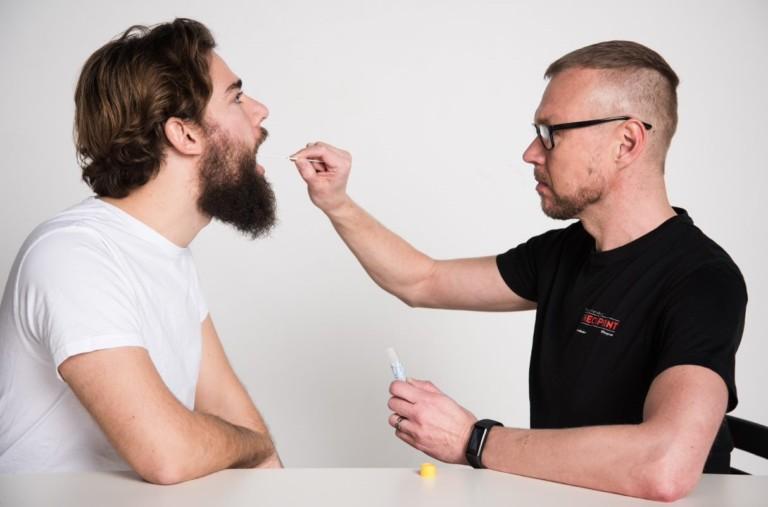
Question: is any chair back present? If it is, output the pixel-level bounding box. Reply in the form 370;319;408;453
727;415;768;474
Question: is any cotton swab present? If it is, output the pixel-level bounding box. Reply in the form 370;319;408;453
258;154;325;164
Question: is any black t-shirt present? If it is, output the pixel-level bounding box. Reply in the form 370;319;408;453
496;209;747;473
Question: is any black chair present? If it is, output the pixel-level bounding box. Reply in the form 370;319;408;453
727;415;768;474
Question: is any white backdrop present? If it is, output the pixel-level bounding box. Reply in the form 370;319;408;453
1;0;766;473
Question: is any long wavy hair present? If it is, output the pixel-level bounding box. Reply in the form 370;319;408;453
74;18;216;197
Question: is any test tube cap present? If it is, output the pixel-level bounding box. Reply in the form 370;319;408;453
419;462;437;478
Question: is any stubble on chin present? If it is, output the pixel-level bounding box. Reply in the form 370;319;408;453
540;184;603;221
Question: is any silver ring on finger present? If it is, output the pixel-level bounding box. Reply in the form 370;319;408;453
395;415;405;432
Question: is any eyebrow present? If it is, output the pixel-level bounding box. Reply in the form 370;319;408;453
225;79;243;94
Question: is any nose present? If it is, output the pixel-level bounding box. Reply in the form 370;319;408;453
248;96;269;127
522;136;545;166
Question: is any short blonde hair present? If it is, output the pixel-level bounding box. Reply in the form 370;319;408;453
546;41;679;154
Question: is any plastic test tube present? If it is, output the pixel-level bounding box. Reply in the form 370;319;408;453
387;347;407;381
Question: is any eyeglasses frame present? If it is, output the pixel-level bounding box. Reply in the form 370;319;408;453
533;116;653;150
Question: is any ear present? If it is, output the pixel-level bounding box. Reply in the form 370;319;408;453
164;117;204;156
615;119;648;169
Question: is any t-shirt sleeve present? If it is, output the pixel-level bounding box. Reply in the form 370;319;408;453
16;227;146;377
654;261;747;411
496;229;563;302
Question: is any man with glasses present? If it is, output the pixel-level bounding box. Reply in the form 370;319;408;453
291;40;746;501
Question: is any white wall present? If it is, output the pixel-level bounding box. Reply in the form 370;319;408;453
1;0;766;473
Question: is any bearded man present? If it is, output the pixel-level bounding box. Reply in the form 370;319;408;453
0;18;281;483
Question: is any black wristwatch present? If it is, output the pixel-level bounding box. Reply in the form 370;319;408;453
465;419;503;469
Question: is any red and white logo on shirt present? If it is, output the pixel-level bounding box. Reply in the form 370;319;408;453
578;308;621;337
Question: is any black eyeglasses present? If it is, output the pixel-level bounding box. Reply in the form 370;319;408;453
533;116;653;150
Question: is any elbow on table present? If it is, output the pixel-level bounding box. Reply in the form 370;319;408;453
136;460;193;486
131;448;199;486
637;458;701;502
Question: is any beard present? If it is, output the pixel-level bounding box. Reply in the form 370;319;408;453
537;170;603;220
197;126;276;239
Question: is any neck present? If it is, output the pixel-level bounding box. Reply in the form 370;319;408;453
101;160;209;248
579;171;676;252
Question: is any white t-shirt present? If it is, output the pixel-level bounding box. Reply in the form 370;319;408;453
0;197;208;472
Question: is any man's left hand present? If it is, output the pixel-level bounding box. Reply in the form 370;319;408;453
387;378;477;464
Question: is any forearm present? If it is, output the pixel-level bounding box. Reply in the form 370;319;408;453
140;410;276;484
325;197;436;305
195;317;282;469
481;424;698;501
194;411;275;468
196;401;282;468
197;384;271;436
293;143;531;311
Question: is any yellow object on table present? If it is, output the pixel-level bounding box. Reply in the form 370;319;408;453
419;463;437;478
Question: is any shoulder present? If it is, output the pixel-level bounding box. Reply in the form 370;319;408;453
663;215;746;297
506;221;589;253
666;259;747;307
496;222;590;297
498;221;591;268
24;197;129;259
656;220;747;328
521;221;592;264
14;203;128;295
20;222;113;278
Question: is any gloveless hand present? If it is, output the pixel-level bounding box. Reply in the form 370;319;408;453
387;378;477;464
291;142;352;214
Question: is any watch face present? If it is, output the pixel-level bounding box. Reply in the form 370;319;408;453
469;426;485;452
466;426;489;468
466;420;502;469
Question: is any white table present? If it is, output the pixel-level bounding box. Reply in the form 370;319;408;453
1;467;766;506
